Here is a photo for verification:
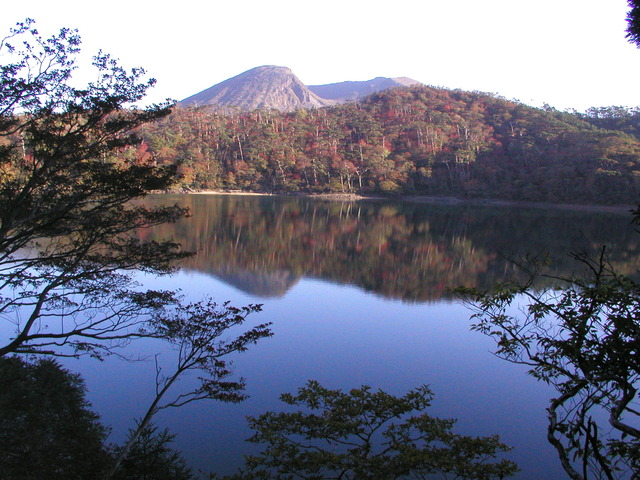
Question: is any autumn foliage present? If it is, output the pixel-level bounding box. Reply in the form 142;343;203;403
137;86;640;205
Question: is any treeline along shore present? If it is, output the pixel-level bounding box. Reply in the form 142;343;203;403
131;85;640;206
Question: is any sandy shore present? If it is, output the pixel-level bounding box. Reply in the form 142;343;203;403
175;189;634;214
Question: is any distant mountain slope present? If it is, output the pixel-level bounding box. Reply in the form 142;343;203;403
180;67;422;111
180;66;333;112
308;77;422;102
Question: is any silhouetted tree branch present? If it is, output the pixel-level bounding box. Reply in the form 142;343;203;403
0;20;273;478
221;380;518;480
626;0;640;47
0;19;190;357
104;300;271;479
457;245;640;479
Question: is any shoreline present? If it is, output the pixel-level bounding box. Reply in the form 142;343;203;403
178;189;635;215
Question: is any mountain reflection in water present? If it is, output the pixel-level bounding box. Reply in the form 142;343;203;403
71;193;640;480
141;194;640;301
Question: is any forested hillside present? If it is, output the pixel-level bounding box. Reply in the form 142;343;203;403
135;85;640;205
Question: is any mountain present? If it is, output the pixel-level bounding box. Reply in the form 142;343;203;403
180;66;333;112
180;66;423;112
307;77;421;102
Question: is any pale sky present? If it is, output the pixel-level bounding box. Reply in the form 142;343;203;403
3;0;640;111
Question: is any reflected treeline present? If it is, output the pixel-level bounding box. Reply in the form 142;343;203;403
139;195;640;302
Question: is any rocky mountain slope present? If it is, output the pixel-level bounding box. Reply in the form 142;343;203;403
180;66;422;111
180;66;333;112
307;77;421;102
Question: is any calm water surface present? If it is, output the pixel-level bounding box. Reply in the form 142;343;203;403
68;195;640;479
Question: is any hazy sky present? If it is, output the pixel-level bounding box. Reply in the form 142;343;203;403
3;0;640;111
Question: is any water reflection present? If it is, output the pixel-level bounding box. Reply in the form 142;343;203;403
143;194;640;301
73;194;640;480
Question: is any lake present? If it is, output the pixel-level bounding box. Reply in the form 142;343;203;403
67;194;640;479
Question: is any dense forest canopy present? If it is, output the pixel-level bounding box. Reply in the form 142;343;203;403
132;85;640;205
